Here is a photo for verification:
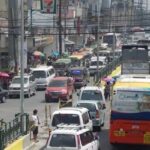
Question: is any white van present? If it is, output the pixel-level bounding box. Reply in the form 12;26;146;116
31;66;55;90
89;56;107;75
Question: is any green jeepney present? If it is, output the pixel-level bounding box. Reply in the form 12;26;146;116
53;58;71;76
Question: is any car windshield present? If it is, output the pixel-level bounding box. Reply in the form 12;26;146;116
48;80;66;87
52;113;80;126
77;103;96;111
12;77;28;84
32;71;46;78
54;63;65;69
50;134;76;147
81;90;103;101
91;61;103;66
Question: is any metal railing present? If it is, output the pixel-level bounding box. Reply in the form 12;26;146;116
95;57;121;85
0;113;29;150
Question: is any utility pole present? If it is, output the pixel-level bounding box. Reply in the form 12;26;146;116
8;0;18;74
96;0;101;81
58;0;62;56
20;0;25;115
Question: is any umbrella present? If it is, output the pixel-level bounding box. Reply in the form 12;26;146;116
33;51;45;57
0;72;9;78
102;76;115;83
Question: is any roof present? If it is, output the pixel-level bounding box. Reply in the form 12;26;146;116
91;56;106;61
54;58;71;64
70;67;85;70
114;75;150;89
80;86;103;91
30;65;53;71
53;107;88;115
51;126;89;135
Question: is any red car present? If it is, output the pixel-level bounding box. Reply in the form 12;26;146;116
45;77;74;102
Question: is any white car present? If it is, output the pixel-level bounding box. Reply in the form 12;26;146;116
50;107;93;131
76;101;106;131
9;74;36;98
77;86;105;103
46;126;100;150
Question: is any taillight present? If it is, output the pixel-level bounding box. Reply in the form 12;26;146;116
77;135;81;149
96;110;100;118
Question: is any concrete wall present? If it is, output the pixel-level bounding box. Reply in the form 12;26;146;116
4;134;33;150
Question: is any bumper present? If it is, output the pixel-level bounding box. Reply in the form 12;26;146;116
9;90;29;96
45;94;68;102
36;84;47;89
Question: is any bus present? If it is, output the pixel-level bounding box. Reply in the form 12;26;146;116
102;33;122;49
110;75;150;145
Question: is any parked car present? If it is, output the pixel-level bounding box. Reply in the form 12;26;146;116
46;126;100;150
77;86;105;103
68;67;89;89
0;86;8;103
9;74;36;98
50;107;93;131
76;101;106;131
45;77;74;102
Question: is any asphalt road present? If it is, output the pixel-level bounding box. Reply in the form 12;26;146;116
0;87;150;150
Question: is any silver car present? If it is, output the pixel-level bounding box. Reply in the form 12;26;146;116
9;74;36;98
76;101;106;131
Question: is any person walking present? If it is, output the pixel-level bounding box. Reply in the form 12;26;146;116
31;109;40;142
104;81;111;101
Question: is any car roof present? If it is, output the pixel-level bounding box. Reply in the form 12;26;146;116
31;65;53;71
53;107;89;115
70;67;86;70
80;86;103;91
51;126;89;135
13;75;30;78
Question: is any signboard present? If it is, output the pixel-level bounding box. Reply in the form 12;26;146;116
122;63;149;74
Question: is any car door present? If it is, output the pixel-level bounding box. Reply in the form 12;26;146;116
98;102;105;125
29;76;34;94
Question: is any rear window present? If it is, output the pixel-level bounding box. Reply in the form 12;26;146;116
32;71;46;78
81;90;103;101
77;103;96;111
50;134;76;147
52;113;80;126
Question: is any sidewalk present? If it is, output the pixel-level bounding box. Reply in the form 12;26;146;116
27;122;49;150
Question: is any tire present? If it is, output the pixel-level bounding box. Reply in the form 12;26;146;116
27;90;31;98
70;94;73;99
2;96;6;103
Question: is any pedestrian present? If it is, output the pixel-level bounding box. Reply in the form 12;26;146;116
31;109;40;142
104;81;111;101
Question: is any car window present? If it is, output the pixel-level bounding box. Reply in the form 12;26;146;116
81;90;103;101
50;134;76;147
80;131;94;146
82;112;89;124
52;113;80;126
32;71;46;78
77;103;96;112
48;80;67;87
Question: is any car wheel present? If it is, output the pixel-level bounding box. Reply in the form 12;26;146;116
70;94;73;99
2;96;6;103
27;90;31;98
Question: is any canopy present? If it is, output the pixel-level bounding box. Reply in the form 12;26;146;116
0;72;9;78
